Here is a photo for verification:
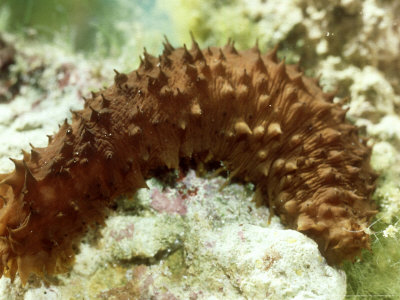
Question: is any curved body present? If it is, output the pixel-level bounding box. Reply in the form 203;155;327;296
0;38;377;283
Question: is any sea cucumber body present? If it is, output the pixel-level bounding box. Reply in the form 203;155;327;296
0;40;376;283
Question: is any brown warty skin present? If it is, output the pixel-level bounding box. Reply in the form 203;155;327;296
0;36;377;284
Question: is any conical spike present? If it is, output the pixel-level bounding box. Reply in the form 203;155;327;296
218;48;226;60
182;44;192;62
82;96;89;104
276;59;287;77
89;106;100;122
189;32;204;61
142;48;154;70
255;77;267;93
22;160;37;189
139;56;144;68
266;44;279;62
225;39;238;55
143;58;153;70
114;69;128;86
210;60;225;74
189;31;198;49
160;54;172;67
1;174;21;192
30;148;40;163
184;64;197;80
153;67;167;83
59;119;69;131
10;158;24;174
163;35;174;51
238;68;250;84
143;47;149;57
82;96;91;109
70;109;83;121
21;150;30;162
225;37;232;47
254;52;266;72
232;41;238;54
81;127;95;142
70;109;78;118
251;38;260;54
162;45;172;56
2;158;25;193
100;94;111;108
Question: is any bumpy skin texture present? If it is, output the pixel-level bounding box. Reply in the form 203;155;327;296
0;38;377;283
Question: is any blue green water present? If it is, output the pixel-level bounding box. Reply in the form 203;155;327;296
0;0;172;53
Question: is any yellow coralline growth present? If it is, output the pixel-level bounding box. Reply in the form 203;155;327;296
0;36;377;284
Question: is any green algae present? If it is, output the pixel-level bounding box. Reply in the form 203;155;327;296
161;247;187;282
344;226;400;299
88;265;129;296
158;0;265;50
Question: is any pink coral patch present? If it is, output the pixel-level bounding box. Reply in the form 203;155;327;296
151;189;187;215
238;230;246;242
110;223;135;241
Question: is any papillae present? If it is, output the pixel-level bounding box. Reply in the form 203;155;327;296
0;37;377;284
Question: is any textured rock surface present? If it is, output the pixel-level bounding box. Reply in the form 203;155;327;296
102;214;184;260
194;224;346;299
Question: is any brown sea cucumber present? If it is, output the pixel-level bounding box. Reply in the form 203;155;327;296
0;36;377;284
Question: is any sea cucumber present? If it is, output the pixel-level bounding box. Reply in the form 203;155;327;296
0;36;377;284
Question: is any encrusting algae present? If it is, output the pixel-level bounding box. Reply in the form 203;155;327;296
0;35;377;284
